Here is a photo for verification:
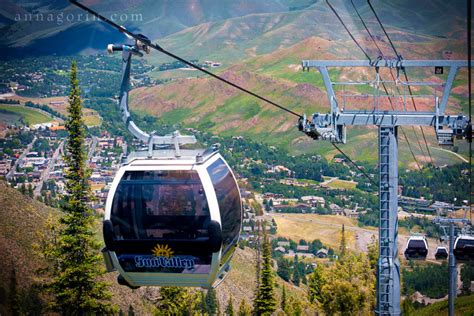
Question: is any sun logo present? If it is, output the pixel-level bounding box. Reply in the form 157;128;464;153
152;244;174;258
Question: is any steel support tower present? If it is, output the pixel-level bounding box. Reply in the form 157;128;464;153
433;217;470;316
299;59;470;315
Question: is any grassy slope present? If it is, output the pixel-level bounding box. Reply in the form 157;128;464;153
10;96;102;127
0;104;52;125
272;213;371;250
132;35;469;166
0;181;58;315
415;294;474;316
217;246;311;312
0;182;154;314
132;12;469;166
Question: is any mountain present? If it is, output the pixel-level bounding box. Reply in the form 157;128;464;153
1;0;467;59
0;0;318;57
129;33;470;165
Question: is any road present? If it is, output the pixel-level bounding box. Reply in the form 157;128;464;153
87;136;98;163
34;140;64;197
6;136;37;180
272;213;440;259
431;146;468;163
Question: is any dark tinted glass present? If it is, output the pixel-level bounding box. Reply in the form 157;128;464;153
110;170;213;274
457;238;474;248
408;240;426;249
111;170;210;239
207;158;242;257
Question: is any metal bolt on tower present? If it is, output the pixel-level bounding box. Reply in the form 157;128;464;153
298;59;471;315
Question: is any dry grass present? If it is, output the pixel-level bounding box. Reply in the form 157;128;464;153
11;96;101;127
272;213;364;250
217;246;311;312
325;179;358;190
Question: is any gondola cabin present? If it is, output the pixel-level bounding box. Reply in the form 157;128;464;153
102;150;242;288
404;236;428;260
453;235;474;262
434;246;448;260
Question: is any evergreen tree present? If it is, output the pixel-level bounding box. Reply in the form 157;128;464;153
238;299;251;316
278;258;291;282
253;221;261;313
225;296;234;316
308;264;325;305
339;224;346;258
199;290;208;315
253;226;276;315
206;288;219;315
19;183;26;194
128;304;135;316
292;255;300;286
281;285;287;312
9;267;21;316
39;61;115;314
27;183;34;198
156;287;192;315
367;235;378;273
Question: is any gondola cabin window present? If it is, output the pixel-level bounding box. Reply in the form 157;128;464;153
111;170;210;240
207;159;242;257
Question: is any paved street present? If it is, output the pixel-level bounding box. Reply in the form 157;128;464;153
34;140;64;197
6;136;37;180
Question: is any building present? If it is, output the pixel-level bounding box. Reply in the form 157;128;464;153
296;245;310;252
316;248;328;258
301;195;325;206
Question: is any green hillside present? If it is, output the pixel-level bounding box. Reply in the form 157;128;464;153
130;35;469;166
149;0;467;65
0;105;53;125
415;294;474;316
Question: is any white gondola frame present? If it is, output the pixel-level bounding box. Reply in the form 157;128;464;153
104;152;241;288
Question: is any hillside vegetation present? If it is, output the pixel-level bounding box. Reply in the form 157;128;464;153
0;181;57;315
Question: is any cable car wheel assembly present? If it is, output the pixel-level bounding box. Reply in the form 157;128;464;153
101;35;242;289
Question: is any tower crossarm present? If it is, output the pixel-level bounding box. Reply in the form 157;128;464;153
299;60;471;145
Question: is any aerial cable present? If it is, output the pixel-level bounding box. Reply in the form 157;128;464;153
330;0;423;169
349;0;424;168
332;143;378;186
69;0;302;119
350;0;383;57
367;0;434;165
467;0;472;222
326;0;372;61
70;0;378;187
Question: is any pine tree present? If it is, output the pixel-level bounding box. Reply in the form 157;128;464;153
253;221;261;313
128;304;135;316
281;285;287;312
206;288;219;315
253;226;276;315
27;183;34;197
292;255;300;286
19;183;26;194
308;264;325;305
40;61;115;314
225;296;234;316
156;287;190;315
238;299;251;316
367;235;378;273
199;290;208;315
339;224;346;258
9;267;21;316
